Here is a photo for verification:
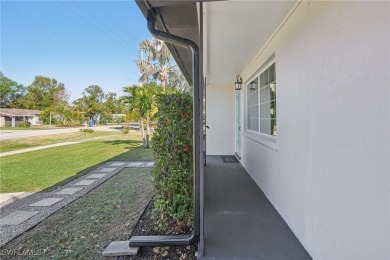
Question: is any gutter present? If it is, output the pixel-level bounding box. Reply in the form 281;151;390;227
129;8;201;247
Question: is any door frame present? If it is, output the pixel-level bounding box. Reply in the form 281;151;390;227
235;90;241;159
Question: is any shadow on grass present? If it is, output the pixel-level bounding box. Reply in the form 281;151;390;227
40;141;154;193
103;139;141;148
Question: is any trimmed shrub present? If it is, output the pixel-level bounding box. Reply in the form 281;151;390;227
17;121;31;128
122;126;130;134
79;128;94;133
152;92;193;232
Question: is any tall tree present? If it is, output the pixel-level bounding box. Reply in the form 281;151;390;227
136;39;178;91
0;72;25;108
168;68;190;92
104;92;123;115
20;76;69;124
21;76;68;110
73;85;105;122
122;83;160;148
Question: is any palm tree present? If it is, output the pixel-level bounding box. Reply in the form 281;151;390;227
122;83;159;148
136;39;178;91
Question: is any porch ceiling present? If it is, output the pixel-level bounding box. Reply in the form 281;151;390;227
135;1;296;86
204;1;295;85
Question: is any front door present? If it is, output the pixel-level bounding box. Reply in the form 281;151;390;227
235;91;241;158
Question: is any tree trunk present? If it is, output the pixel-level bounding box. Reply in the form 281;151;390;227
140;116;146;148
145;114;151;148
161;79;166;92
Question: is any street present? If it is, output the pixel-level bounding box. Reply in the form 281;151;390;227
0;125;122;141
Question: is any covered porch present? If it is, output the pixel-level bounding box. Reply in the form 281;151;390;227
202;156;310;259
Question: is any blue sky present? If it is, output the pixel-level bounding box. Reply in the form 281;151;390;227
1;0;152;102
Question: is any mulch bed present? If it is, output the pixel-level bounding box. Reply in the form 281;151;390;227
126;200;197;260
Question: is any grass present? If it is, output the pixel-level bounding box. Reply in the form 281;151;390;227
0;133;153;193
0;131;122;153
0;167;154;259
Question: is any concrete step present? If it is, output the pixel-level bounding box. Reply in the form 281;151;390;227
102;241;139;257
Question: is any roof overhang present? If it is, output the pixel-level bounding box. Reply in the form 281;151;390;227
135;0;296;86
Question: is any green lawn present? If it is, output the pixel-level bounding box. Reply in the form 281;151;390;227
0;131;122;153
0;134;153;193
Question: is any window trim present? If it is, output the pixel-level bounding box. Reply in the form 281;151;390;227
243;57;278;150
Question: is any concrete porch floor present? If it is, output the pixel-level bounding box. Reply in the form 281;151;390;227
202;156;311;259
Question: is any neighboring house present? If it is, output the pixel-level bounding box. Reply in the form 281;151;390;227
136;1;389;259
111;113;126;122
0;108;41;127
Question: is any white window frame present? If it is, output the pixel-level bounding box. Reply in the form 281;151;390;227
243;57;278;150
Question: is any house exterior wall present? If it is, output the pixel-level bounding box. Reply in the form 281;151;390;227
206;84;235;155
0;116;5;127
240;1;389;259
28;116;40;125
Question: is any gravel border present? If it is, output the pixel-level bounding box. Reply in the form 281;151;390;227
0;160;153;247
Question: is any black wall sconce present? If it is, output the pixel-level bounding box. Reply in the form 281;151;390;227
250;81;256;90
235;75;242;90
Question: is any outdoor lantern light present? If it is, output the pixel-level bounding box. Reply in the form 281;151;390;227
235;75;242;90
250;81;256;90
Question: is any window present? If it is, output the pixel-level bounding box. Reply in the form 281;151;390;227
247;62;277;136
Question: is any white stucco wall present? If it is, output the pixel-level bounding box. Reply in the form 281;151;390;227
240;1;389;259
206;84;235;155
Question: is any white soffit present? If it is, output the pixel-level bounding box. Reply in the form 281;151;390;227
204;0;295;85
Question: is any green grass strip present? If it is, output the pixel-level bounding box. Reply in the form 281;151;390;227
0;136;153;193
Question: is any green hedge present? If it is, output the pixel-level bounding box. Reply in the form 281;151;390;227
17;121;31;128
152;92;193;232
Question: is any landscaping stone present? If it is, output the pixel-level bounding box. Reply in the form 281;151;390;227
102;241;139;257
87;174;107;179
110;162;126;167
98;167;116;172
0;211;39;226
74;180;96;186
127;162;143;167
56;188;83;195
146;162;155;167
29;198;63;207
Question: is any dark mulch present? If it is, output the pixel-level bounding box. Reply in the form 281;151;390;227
126;200;197;260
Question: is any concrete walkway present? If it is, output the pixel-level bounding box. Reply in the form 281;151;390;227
202;156;311;259
0;160;155;247
0;141;80;157
0;192;35;207
0;131;124;157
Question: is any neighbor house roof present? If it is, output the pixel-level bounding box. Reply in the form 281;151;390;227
0;108;41;117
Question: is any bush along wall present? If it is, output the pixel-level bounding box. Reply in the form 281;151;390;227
152;92;193;233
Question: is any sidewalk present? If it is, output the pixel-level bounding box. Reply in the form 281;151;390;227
0;133;121;157
0;141;80;157
0;192;35;206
